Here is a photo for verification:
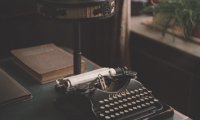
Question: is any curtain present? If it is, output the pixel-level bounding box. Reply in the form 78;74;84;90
111;0;131;67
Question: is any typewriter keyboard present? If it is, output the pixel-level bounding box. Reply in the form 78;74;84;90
91;85;162;120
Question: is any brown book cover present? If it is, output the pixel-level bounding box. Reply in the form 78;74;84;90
11;43;86;84
0;68;32;106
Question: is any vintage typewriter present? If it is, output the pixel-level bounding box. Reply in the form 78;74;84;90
55;67;174;120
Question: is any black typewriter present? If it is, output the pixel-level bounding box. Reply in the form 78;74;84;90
55;67;174;120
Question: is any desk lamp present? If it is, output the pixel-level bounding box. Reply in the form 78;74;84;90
37;0;116;75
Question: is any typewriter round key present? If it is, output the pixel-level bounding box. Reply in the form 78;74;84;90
121;93;126;96
136;100;140;103
119;106;123;109
115;113;120;116
122;104;128;108
108;98;114;101
100;106;105;109
118;100;123;103
149;96;153;99
140;93;144;97
124;110;129;113
133;107;137;110
136;94;140;98
109;109;114;112
120;111;124;115
105;104;110;108
141;104;146;107
99;100;104;104
105;110;110;114
139;88;143;92
130;91;135;94
126;92;131;96
144;97;149;101
104;99;109;102
105;116;111;120
114;107;119;111
131;96;136;99
154;99;159;102
110;114;115;118
99;113;105;117
137;105;142;109
117;95;122;99
146;102;150;106
140;98;145;102
127;103;132;106
127;97;132;100
122;98;128;102
114;101;119;105
113;96;118;100
110;103;114;106
132;101;136;105
150;101;154;104
148;91;152;95
129;108;133;111
134;90;139;93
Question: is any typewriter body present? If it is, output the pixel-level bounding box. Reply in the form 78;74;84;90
55;67;174;120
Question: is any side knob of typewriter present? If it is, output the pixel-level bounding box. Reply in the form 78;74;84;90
36;0;116;21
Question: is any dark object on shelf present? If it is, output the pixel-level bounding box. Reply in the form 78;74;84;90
36;0;116;74
131;0;148;16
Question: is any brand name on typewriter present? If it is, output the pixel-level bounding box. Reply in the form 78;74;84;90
109;89;130;98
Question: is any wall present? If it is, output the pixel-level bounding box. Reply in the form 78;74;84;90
0;0;117;67
130;32;200;119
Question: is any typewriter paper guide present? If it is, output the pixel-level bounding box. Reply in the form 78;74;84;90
0;68;31;106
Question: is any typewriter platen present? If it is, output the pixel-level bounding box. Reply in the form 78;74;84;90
55;67;174;120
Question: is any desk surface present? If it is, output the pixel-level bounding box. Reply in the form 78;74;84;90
0;58;191;120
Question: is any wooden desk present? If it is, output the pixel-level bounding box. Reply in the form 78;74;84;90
0;58;191;120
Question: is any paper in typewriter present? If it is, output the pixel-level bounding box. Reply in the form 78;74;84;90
0;68;32;106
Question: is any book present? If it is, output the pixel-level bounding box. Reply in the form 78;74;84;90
0;68;32;106
11;43;86;84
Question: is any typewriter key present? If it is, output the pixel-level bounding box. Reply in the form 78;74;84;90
105;104;110;108
99;113;105;117
110;114;115;118
100;106;105;109
129;108;133;111
114;107;119;111
99;100;104;104
115;113;120;116
105;110;110;114
105;116;111;120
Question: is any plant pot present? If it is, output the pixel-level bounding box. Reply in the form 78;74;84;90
152;13;174;28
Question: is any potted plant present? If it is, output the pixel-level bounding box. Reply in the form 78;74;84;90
142;0;200;40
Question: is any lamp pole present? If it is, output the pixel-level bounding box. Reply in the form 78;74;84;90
73;22;81;74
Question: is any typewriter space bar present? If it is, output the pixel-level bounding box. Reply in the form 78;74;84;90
119;106;158;120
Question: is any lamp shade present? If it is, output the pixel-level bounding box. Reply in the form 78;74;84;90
37;0;116;20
